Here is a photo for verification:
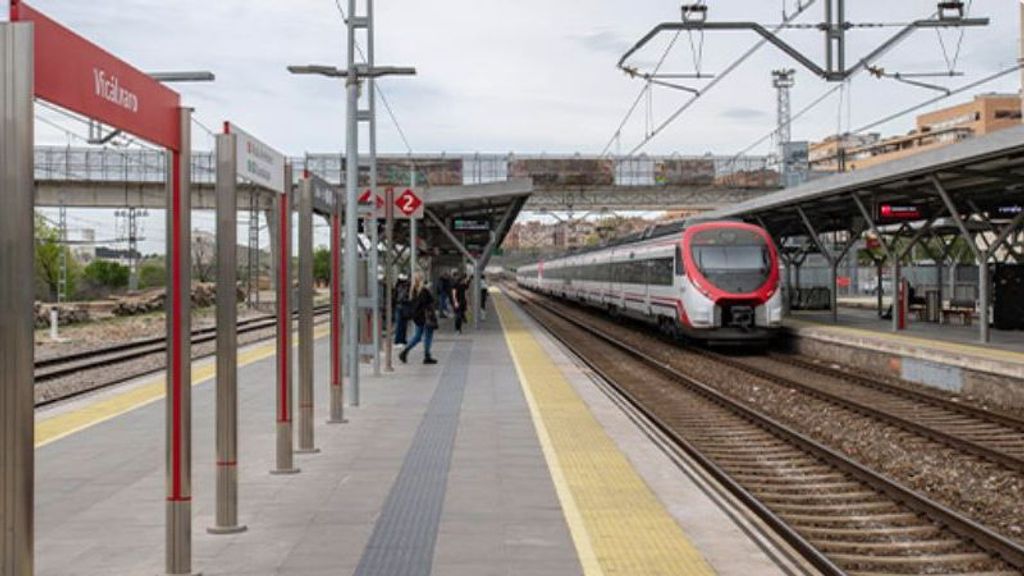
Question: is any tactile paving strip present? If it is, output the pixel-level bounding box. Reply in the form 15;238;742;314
352;344;473;576
496;295;717;576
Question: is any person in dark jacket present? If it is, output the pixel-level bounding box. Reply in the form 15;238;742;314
452;273;470;333
400;275;438;365
393;275;411;345
437;271;452;318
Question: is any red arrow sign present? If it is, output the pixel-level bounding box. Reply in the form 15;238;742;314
395;188;424;218
358;188;385;217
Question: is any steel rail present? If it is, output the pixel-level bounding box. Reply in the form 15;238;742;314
695;348;1024;475
771;353;1024;433
34;305;331;406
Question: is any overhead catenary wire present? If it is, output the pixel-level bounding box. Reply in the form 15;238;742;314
622;0;818;157
851;63;1024;135
600;29;684;156
727;82;845;163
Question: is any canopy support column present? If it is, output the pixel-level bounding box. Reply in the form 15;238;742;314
932;176;988;343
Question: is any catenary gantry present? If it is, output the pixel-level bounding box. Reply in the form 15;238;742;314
705;123;1024;343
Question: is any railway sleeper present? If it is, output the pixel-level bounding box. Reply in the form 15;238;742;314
828;551;996;570
769;501;901;515
754;489;878;502
810;538;970;555
781;511;923;526
798;524;944;541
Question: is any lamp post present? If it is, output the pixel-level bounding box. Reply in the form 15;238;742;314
289;31;414;407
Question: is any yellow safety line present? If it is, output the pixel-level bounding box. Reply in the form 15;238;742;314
495;294;716;576
35;325;330;448
788;317;1024;362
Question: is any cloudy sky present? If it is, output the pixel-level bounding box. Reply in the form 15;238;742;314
27;0;1021;156
21;0;1023;252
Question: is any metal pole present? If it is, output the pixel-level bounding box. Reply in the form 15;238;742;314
384;185;394;372
979;251;990;343
824;0;834;75
0;22;34;576
892;259;901;332
166;107;196;575
472;266;482;330
209;132;246;535
409;166;418;279
367;0;381;377
297;177;318;453
830;262;839;323
328;195;346;423
345;0;362;407
272;164;300;475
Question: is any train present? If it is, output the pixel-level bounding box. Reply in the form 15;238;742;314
515;219;783;342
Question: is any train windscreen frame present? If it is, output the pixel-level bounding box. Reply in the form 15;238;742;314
690;228;770;294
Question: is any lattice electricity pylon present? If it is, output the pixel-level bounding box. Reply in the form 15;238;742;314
619;1;988;83
772;69;796;151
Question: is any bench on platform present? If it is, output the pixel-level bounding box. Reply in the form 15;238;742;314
942;299;975;326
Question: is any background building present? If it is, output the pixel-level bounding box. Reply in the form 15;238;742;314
809;93;1022;173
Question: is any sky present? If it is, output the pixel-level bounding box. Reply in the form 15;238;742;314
20;0;1024;252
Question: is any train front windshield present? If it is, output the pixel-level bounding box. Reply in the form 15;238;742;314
690;228;771;294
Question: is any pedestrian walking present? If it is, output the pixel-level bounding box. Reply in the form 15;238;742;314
399;274;438;365
479;276;489;321
393;275;411;345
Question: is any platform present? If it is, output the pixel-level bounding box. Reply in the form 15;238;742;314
33;296;803;576
785;307;1024;408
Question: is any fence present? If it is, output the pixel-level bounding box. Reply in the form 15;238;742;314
34;146;776;189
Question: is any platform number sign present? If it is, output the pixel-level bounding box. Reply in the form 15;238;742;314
394;187;424;219
359;187;424;219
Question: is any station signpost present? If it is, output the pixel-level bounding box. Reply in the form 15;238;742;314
296;173;333;452
4;2;197;574
303;173;347;424
272;162;299;475
209;122;286;533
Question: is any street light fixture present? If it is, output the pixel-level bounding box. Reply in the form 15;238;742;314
148;71;216;83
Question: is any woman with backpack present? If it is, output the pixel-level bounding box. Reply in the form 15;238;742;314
399;274;438;365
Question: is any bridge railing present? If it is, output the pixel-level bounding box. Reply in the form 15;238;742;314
34;147;777;189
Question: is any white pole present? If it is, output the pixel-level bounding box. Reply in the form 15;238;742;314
345;0;362;406
409;166;418;279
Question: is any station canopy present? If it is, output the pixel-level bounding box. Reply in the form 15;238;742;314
705;124;1024;239
405;179;533;263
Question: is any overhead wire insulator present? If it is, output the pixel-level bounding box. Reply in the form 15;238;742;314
681;4;708;24
937;2;965;21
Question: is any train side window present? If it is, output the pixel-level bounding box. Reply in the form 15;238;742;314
675;246;685;276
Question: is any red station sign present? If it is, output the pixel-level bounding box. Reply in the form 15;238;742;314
11;0;181;150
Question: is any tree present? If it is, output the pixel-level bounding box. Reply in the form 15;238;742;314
138;259;166;289
313;246;331;286
83;260;130;290
34;214;79;302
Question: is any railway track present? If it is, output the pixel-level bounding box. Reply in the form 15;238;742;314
693;348;1024;474
35;305;331;407
507;287;1024;576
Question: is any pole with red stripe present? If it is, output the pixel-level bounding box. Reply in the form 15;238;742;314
272;163;300;475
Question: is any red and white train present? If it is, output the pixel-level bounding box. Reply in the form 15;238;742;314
516;219;783;342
